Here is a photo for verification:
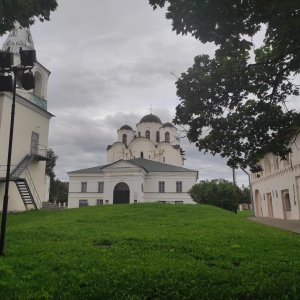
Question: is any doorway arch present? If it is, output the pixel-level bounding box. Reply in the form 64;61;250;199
113;182;130;204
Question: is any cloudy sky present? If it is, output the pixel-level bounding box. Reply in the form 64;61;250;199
0;0;252;186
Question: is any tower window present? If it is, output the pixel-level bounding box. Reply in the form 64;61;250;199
145;130;150;139
165;132;170;142
141;151;144;158
122;134;127;145
156;131;160;143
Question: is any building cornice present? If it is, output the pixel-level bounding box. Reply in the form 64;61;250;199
1;92;54;119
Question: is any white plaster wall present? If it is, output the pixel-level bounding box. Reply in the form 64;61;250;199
159;126;179;145
251;136;300;220
117;129;135;144
0;93;51;211
68;166;146;208
136;122;161;144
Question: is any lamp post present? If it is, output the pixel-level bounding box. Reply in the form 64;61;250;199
0;49;36;256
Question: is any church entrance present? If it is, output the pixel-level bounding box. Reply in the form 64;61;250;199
113;182;130;204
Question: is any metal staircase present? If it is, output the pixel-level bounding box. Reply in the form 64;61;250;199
15;179;37;210
10;154;35;179
9;154;41;210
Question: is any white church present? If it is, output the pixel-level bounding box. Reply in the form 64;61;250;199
0;24;53;211
67;114;198;207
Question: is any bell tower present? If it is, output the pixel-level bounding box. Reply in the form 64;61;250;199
1;23;51;103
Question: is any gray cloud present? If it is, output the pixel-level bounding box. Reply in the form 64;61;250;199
0;0;249;186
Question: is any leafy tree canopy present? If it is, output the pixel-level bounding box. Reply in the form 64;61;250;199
189;179;238;213
0;0;58;36
46;148;57;183
149;0;300;172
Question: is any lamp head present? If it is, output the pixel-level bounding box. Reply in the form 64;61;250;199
20;50;36;67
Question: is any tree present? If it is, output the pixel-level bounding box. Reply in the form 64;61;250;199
50;179;68;205
149;0;300;172
46;148;57;183
240;187;251;205
0;0;58;36
189;179;238;213
46;149;67;204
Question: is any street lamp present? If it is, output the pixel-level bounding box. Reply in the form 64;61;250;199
0;49;36;256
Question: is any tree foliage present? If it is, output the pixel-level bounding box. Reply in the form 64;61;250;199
0;0;58;36
46;149;67;204
149;0;300;172
46;148;57;183
189;179;238;213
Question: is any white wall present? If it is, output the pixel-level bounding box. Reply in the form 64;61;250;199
0;93;52;211
251;135;300;220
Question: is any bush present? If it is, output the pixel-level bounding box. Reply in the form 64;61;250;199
189;179;238;213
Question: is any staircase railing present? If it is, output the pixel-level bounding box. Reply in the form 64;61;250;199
23;169;42;209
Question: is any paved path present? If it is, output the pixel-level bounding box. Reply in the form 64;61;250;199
248;217;300;234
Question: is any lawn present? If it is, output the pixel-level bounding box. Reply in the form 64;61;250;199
0;203;299;299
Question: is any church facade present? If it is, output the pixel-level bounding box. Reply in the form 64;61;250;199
0;24;53;211
251;134;300;220
68;114;198;207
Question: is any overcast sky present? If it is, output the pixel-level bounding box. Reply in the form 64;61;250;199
0;0;253;186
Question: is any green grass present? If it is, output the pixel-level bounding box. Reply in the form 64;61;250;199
0;203;299;299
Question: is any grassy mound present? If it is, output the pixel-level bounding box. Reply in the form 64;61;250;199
0;203;299;299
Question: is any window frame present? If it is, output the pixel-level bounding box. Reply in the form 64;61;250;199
176;181;182;193
81;182;87;193
159;181;165;193
98;181;104;193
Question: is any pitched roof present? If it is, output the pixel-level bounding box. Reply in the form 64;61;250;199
68;159;196;174
128;158;196;172
68;165;105;174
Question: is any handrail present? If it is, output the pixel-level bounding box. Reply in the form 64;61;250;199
24;169;42;209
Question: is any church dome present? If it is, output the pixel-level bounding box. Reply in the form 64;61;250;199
162;122;175;128
120;124;133;130
140;114;162;124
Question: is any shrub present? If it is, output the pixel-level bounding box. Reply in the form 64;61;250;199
189;179;238;212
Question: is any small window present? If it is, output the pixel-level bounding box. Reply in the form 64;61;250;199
98;182;104;193
141;183;144;192
156;131;160;143
79;199;88;207
97;199;103;205
145;130;150;139
165;132;170;142
138;132;141;137
159;181;165;193
141;151;144;158
105;200;109;204
122;134;127;146
176;181;182;193
81;182;87;192
134;200;137;203
175;201;184;204
163;157;165;162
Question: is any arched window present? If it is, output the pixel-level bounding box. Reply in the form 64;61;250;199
33;71;43;98
122;134;127;145
140;151;144;158
165;132;170;143
156;131;160;143
145;130;150;139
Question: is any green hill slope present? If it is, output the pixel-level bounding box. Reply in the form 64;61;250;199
1;203;299;299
